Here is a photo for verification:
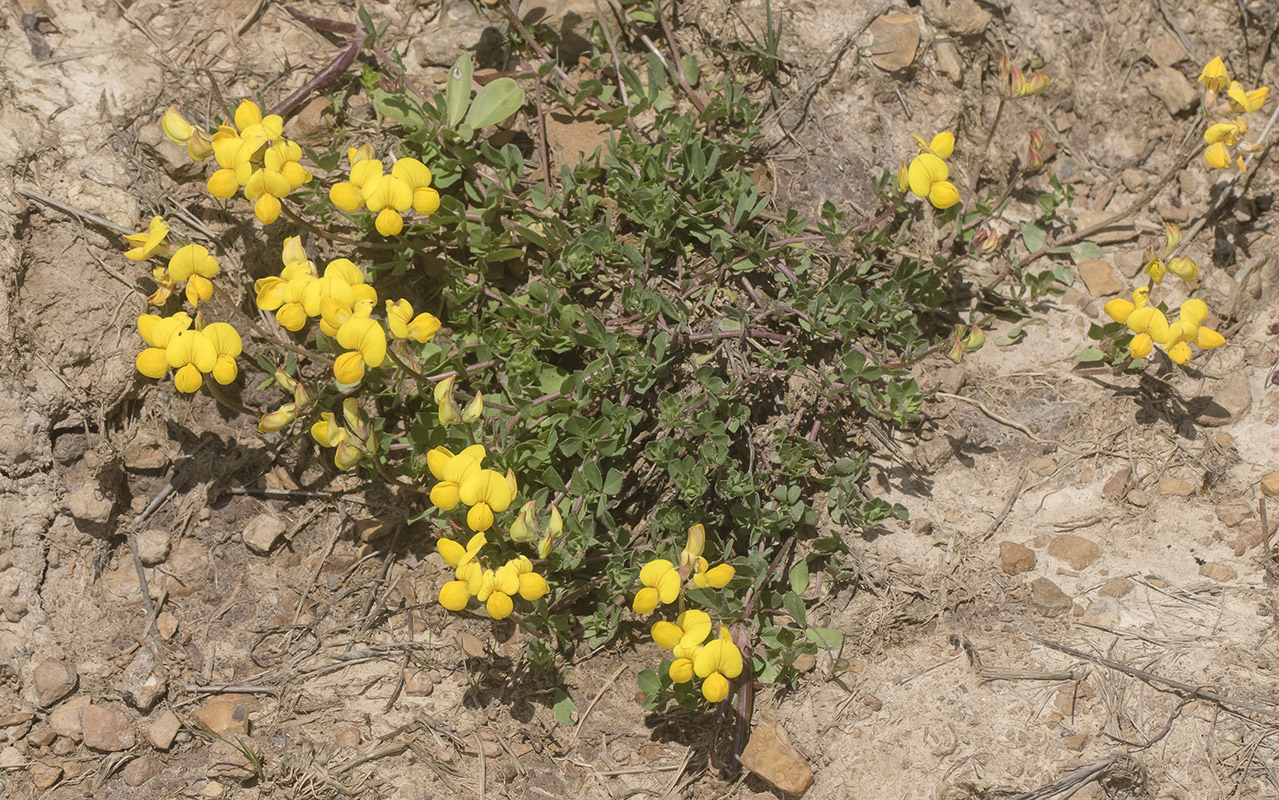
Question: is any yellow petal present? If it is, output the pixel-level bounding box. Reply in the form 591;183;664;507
330;182;366;213
466;503;495;532
701;564;735;589
517;571;548;601
392;157;432;188
375;208;404;236
928;180;959;209
1103;298;1134;324
438;537;466;568
928;131;955;159
700;672;730;702
1128;332;1154;359
669;657;695;684
1180;298;1208;326
907;153;948;198
1204;142;1232;169
632;587;659;614
439;580;471;611
333;351;366;384
430;482;462;511
1167;340;1192;365
413;187;441;216
1196;327;1226;349
135;347;169;379
652;622;683;650
207;168;240;198
657;567;681;604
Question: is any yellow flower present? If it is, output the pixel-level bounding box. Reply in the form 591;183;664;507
458;468;516;532
164;329;217;393
386;299;442;342
333;317;387;384
302;259;377;317
1198;57;1229;94
506;555;549;601
693;627;743;703
652;609;713;684
330;154;441;235
1166;256;1197;283
438;532;487;611
201;322;242;385
167;244;220;306
692;560;736;589
309;411;347;447
427;444;486;510
1143;258;1166;285
135;312;191;382
123;216;170;262
912;131;955;159
1227;81;1268;113
258;403;298;432
1103;287;1149;325
244;140;311;224
632;558;680;614
476;564;521;619
906;153;958;209
1205;118;1247;147
201;100;308;221
147;266;175;306
1204;142;1233;169
160;107;213;160
679;524;705;568
539;503;562;559
319;297;373;338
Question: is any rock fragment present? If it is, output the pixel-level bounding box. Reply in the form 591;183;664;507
1047;534;1101;570
243;513;287;555
999;541;1036;575
739;720;814;796
81;704;135;752
1029;577;1073;616
32;660;78;707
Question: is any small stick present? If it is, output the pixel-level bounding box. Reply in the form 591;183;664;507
980;473;1026;542
1261;496;1271;554
16;185;134;236
1030;635;1279;721
656;1;706;113
567;664;626;749
183;684;276;694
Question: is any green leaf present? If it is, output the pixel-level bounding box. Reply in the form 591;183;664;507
783;591;807;628
636;669;661;694
788;561;809;594
602;468;624;496
1071;242;1103;263
682;54;700;86
463;78;525;132
446;53;473;128
552;690;578;726
806;627;845;649
1073;347;1107;365
1020;221;1047;253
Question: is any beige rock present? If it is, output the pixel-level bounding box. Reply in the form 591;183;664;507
243;513;287;555
935;40;963;83
1216;499;1254;527
335;727;362;748
147;709;181;750
27;721;55;748
1260;471;1279;497
1197;374;1252;427
156;611;179;640
284;96;332;143
1029;577;1072;616
1102;467;1131;499
999;541;1036;575
1143;67;1197;115
404;669;434;696
136;529;171;565
1080;597;1120;628
1159;477;1195;496
1098;577;1134;598
1076;259;1123;297
1127;489;1151;507
1064;732;1089;751
123;429;169;470
32;659;78;707
192;694;260;737
793;653;817;673
1199;562;1237;582
121;648;167;711
66;483;114;525
1147;29;1189;67
1047;534;1101;570
739;720;814;796
867;12;919;72
81;704;135;752
122;754;160;786
47;696;90;741
31;762;62;789
922;0;990;37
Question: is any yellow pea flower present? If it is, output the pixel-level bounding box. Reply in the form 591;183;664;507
906;153;959;209
427;444;486;510
386;299;442;343
1227;81;1268;113
135;312;192;382
1103;288;1149;326
438;532;487;611
161;107;213;160
201;322;242;385
333;317;387;384
319;297;373;338
1143;258;1167;285
506;555;549;601
693;560;736;589
1205;118;1247;147
309;411;347;447
476;564;521;619
652;609;713;653
168;244;220;306
165;329;217;393
458;468;515;532
632;558;680;614
912;131;954;159
258;403;298;432
1198;57;1229;94
539;503;562;559
679;524;705;568
1166;256;1197;283
123;216;170;261
693;627;743;703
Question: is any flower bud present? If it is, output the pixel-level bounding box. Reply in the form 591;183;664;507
1008;65;1025;97
1023;70;1050;96
1162;222;1182;256
681;523;706;568
539;504;563;559
342;397;368;439
258;403;298;432
509;500;539;542
188;128;213;161
293;380;312;410
435;375;463;425
334;438;363;471
998;53;1012;88
976;225;1002;254
462;392;484;423
161;107;194;145
963;325;986;352
274;370;298;393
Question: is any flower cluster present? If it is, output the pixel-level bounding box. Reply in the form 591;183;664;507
163;101;312;224
1104;289;1225;364
632;525;742;702
1000;55;1050;98
253;238;441;386
330;146;442;236
1198;57;1269;171
435;533;549;620
135;312;242;393
898;132;959;210
427;445;515;532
